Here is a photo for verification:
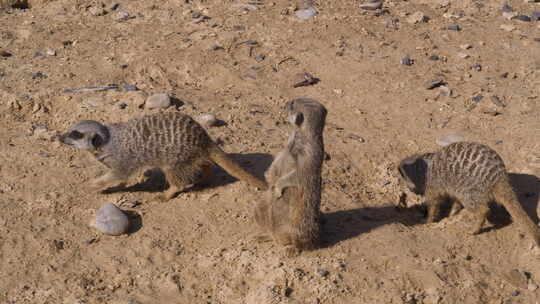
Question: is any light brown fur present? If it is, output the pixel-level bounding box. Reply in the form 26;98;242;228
60;112;267;200
398;142;540;245
254;98;327;256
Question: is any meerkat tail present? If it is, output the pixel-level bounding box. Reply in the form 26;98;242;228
208;145;268;190
493;179;540;246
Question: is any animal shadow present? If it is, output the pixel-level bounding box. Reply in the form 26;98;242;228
321;204;426;248
117;152;273;194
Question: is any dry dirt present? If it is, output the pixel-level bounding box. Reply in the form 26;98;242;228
1;0;540;303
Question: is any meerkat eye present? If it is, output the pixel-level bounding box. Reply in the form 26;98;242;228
294;113;304;126
69;130;83;139
91;134;103;147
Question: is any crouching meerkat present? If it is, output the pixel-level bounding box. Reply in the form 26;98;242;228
254;98;327;256
59;112;268;200
398;142;540;246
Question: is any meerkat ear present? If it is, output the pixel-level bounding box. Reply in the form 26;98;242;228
398;155;423;190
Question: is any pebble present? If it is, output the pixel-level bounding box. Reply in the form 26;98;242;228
528;283;539;291
470;63;482;72
123;84;138;91
400;56;413;65
45;49;56;56
295;7;317;20
89;6;106;16
209;44;223;51
514;15;531;22
0;50;12;57
428;55;439;61
500;24;515;31
439;86;452;97
359;1;383;10
83;97;102;107
197;113;218;128
457;52;469;59
145;93;171;109
114;10;131;21
490;95;505;107
254;55;265;62
472;95;484;103
92;203;130;236
531;12;540;21
32;72;47;79
425;79;445;90
447;25;461;31
407;11;427;24
317;269;330;277
502;11;518;20
460;44;472;50
292;72;319;87
436;134;465;147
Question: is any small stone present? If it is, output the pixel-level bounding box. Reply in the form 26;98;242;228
401;56;413;65
528;283;539;291
0;50;12;57
88;6;106;16
428;55;439;61
439;86;452;97
295;7;317;20
123;84;138;91
503;11;518;20
490;95;505;107
500;24;515;31
209;44;223;51
408;11;427;24
447;25;461;31
254;55;265;62
457;52;469;59
145;93;171;109
531;12;540;21
460;44;472;49
470;63;482;71
292;72;319;88
32;72;47;79
84;237;96;245
514;15;531;22
114;10;130;21
472;95;484;103
317;269;330;277
83;97;102;107
45;49;56;56
436;134;465;147
348;134;365;142
197;113;218;128
425;79;445;90
511;290;520;297
92;203;130;236
110;3;119;10
359;1;383;10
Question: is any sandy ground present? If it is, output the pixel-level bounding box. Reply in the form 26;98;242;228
1;0;540;303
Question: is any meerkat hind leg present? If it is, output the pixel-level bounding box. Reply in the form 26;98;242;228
158;165;197;201
470;203;490;235
273;170;298;198
425;195;445;223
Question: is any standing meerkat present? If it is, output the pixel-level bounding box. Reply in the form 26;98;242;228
59;112;268;201
254;98;327;256
398;142;540;246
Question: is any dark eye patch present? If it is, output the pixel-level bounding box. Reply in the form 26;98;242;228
69;130;83;139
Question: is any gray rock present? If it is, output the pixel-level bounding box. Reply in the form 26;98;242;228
514;15;531;22
114;10;131;21
145;93;171;109
401;56;413;65
295;7;317;20
490;95;505;107
123;84;138;91
531;12;540;21
407;11;427;24
359;1;383;10
88;6;106;16
197;113;218;128
45;49;56;56
447;25;461;31
425;79;445;90
93;203;130;236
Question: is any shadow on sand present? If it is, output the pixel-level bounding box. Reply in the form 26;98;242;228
321;172;540;248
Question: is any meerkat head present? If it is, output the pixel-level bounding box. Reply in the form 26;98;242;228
59;120;110;151
285;98;327;133
397;153;433;195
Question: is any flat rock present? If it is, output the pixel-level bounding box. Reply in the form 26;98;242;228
197;113;218;128
92;203;129;236
295;7;317;20
436;134;465;147
408;11;427;24
146;93;171;109
359;1;383;10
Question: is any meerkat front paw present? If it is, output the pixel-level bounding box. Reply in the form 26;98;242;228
284;246;300;258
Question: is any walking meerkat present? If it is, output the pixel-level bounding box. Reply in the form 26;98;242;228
59;112;268;201
254;98;327;256
398;142;540;246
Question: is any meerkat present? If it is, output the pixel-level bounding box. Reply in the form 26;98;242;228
59;112;268;201
398;142;540;246
254;98;327;256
